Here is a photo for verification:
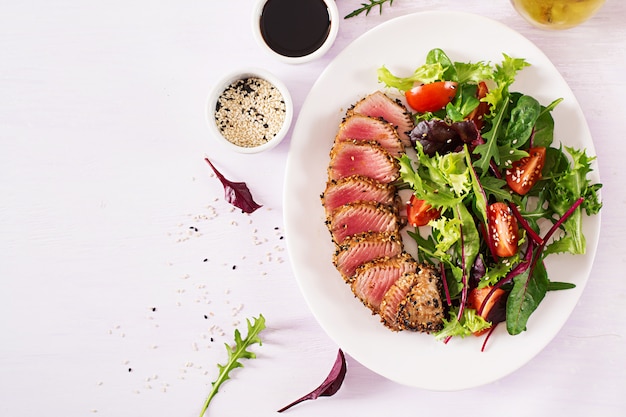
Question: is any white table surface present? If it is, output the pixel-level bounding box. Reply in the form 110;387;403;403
1;1;625;416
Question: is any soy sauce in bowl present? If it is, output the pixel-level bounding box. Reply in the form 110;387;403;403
253;0;339;64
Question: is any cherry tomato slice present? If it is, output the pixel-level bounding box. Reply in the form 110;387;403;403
405;81;458;113
407;195;441;227
505;146;546;195
467;286;506;336
467;81;489;130
487;202;519;258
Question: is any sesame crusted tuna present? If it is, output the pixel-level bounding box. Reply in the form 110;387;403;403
379;264;445;332
321;175;396;216
335;114;404;157
348;91;414;147
327;140;400;184
333;231;402;282
326;201;399;244
351;252;418;313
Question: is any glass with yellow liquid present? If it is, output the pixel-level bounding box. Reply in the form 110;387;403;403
510;0;605;29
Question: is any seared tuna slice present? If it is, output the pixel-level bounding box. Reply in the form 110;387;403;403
333;231;402;282
348;91;414;147
335;114;404;157
328;140;400;184
379;272;416;331
321;175;396;216
327;201;398;244
351;252;417;313
397;263;445;332
379;263;445;332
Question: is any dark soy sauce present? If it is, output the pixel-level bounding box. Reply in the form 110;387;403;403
260;0;331;58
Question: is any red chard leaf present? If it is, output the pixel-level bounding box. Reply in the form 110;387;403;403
277;349;347;413
204;157;262;214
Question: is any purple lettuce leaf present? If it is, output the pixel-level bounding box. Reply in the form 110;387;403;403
204;157;262;214
277;349;347;412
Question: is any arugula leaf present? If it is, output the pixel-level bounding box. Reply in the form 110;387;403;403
344;0;394;19
465;146;489;224
473;95;510;173
199;315;266;417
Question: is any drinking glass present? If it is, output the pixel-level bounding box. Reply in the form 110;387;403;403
510;0;605;29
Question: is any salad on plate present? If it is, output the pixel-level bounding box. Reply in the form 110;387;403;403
323;48;602;348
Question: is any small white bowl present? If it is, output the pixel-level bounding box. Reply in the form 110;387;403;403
207;68;293;154
251;0;339;64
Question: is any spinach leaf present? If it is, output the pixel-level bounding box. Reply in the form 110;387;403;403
426;48;457;81
505;95;541;148
533;98;562;148
506;257;548;335
457;203;480;281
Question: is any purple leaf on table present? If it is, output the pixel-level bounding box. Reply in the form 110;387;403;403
277;349;347;412
204;157;262;213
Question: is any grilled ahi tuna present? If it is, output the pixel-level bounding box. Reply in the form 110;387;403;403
379;264;445;332
351;252;418;313
333;231;402;282
321;175;396;216
397;264;446;333
335;114;404;157
327;201;398;244
328;140;400;184
348;91;414;147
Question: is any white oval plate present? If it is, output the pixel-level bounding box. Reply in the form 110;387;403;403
283;11;601;391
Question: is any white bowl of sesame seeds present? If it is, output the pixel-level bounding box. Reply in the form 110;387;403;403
207;68;293;154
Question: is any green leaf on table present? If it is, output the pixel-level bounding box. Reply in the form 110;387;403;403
199;314;266;417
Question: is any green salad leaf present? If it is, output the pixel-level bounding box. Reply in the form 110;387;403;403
199;314;266;417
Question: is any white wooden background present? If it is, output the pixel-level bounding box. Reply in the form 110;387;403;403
1;1;625;416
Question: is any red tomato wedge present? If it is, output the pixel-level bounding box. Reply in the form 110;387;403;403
467;81;489;130
406;195;441;227
405;81;457;113
468;286;506;336
487;202;519;258
505;146;546;195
